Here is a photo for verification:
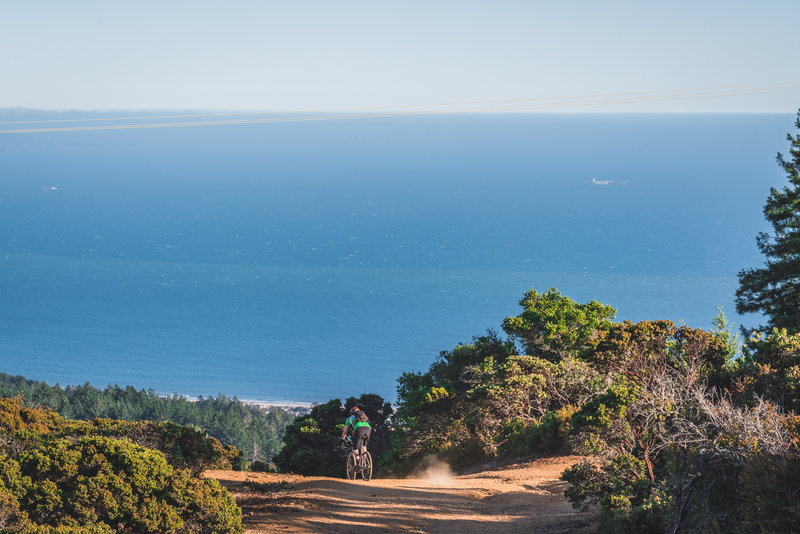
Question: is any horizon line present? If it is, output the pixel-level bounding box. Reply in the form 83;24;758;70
2;83;798;134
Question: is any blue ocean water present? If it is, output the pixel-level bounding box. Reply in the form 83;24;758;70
0;113;792;403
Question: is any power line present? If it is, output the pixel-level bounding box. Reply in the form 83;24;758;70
2;81;798;126
1;83;798;134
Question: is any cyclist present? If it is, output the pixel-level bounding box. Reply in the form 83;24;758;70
341;406;371;467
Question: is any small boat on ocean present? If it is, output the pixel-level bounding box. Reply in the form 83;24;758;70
591;177;629;186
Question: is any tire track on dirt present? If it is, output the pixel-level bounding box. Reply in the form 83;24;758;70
206;455;597;533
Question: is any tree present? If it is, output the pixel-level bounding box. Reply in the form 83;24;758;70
710;305;742;361
737;109;800;333
0;373;294;463
274;394;393;476
273;399;347;476
501;288;616;362
736;328;800;411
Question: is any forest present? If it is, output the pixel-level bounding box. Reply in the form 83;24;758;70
0;374;295;464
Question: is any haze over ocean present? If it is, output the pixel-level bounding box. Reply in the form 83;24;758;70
0;112;791;403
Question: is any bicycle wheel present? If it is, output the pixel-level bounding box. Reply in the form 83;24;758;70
361;451;372;481
346;452;356;480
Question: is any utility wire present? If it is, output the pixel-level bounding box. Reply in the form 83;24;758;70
1;83;798;134
1;81;799;126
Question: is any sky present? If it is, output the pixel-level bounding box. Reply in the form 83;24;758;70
2;1;799;113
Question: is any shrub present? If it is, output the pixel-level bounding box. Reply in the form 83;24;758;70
0;374;295;464
562;455;668;534
0;399;244;533
11;436;243;533
247;460;272;472
0;397;240;474
734;453;800;533
498;405;577;458
274;394;394;477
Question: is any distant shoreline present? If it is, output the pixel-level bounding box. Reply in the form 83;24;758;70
176;394;316;412
1;369;318;413
239;398;316;410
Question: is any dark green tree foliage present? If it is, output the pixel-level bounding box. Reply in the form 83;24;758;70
343;393;393;466
737;109;800;332
502;288;616;361
733;327;800;412
389;291;614;471
389;284;800;532
274;400;345;477
0;397;243;533
273;394;393;477
587;320;728;388
0;373;294;463
389;330;521;470
396;329;517;407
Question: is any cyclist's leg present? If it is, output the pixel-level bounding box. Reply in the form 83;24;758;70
362;427;371;454
351;428;362;466
353;427;370;466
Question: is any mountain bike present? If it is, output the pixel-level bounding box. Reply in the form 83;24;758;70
345;437;372;481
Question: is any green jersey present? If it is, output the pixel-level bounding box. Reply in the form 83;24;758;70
345;414;370;430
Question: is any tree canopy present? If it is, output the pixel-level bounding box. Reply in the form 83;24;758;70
502;288;616;361
273;393;393;477
387;285;800;532
0;373;294;464
737;109;800;332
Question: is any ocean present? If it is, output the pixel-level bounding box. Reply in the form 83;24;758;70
0;112;792;403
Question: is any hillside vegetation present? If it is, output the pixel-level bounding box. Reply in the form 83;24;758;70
383;288;800;533
281;286;800;533
2;109;797;533
284;110;800;533
0;374;294;463
274;393;393;476
0;396;243;533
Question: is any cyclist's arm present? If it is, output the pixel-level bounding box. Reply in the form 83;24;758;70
341;418;350;440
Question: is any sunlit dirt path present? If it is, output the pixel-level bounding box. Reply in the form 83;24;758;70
205;455;597;534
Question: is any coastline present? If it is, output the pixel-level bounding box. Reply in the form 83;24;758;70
239;399;314;417
176;394;316;415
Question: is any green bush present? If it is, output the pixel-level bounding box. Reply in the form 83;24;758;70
0;373;295;464
562;455;668;534
733;453;800;533
0;398;243;533
0;397;240;474
274;394;394;477
0;436;242;533
498;405;576;458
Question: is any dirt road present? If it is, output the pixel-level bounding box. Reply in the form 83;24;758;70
205;455;597;534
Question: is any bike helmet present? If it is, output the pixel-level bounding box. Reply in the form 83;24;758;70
350;406;361;415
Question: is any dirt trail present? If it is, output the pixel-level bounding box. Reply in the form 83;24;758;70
205;455;597;534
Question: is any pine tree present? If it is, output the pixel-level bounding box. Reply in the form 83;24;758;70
737;109;800;332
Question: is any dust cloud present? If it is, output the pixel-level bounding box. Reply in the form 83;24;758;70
412;456;455;486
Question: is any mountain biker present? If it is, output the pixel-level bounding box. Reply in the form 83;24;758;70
341;406;371;466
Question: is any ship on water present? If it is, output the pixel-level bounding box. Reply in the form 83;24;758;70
591;177;630;186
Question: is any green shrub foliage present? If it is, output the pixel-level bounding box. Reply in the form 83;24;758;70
732;327;800;411
0;374;294;463
390;285;800;533
274;394;393;477
0;397;242;533
389;291;615;471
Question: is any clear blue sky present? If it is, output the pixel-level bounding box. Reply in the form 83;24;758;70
3;1;799;112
